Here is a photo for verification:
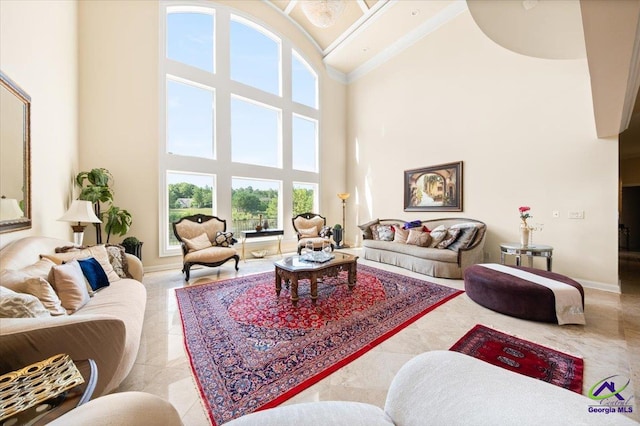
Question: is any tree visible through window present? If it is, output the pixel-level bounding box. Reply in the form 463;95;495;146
231;178;280;232
167;171;215;245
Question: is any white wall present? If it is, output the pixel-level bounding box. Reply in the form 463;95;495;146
0;0;78;248
77;0;347;269
347;12;619;289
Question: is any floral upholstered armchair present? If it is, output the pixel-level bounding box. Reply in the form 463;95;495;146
292;213;335;255
172;214;239;281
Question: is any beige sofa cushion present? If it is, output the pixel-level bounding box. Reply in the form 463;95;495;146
0;286;51;318
50;261;91;313
41;245;120;283
0;259;56;292
406;229;431;247
0;266;67;316
428;225;448;247
298;226;319;237
393;227;410;244
183;232;212;252
48;392;184;426
363;240;458;263
24;277;67;316
184;246;237;263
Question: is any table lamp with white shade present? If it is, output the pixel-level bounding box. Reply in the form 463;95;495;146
58;200;102;246
0;196;24;220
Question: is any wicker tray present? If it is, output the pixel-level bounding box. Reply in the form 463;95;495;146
0;354;84;421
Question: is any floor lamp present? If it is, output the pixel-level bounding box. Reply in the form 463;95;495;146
337;193;350;248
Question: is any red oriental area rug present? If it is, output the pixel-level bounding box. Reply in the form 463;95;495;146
176;264;462;425
450;324;584;393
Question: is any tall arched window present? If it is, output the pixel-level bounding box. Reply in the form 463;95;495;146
160;3;320;255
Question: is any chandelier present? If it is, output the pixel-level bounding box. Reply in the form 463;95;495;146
300;0;346;28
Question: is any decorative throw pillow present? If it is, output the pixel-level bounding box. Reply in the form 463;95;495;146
393;226;410;244
358;219;379;240
0;269;32;293
371;224;394;241
18;258;56;281
319;226;332;238
42;245;120;283
183;232;212;251
105;244;132;279
50;260;91;313
213;231;235;247
437;227;462;249
24;277;67;316
0;286;51;318
0;259;57;294
298;227;319;238
77;257;110;292
406;229;432;247
403;220;423;230
447;225;479;253
428;225;448;248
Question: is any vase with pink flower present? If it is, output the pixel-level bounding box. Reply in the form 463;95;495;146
519;206;533;247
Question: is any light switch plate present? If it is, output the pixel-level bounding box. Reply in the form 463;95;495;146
568;211;584;219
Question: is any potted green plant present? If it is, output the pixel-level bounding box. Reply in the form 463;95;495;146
122;236;143;260
76;168;132;244
333;224;343;247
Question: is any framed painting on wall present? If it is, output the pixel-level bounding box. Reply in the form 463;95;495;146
404;161;463;212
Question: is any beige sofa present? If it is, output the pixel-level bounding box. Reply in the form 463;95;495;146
360;218;486;278
48;392;183;426
225;350;638;426
0;236;146;397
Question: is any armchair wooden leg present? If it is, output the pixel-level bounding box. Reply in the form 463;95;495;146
233;255;239;271
184;264;191;281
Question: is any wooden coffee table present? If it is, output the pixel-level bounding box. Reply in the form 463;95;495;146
274;252;358;306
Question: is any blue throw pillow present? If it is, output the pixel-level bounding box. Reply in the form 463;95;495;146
77;257;110;291
403;220;422;230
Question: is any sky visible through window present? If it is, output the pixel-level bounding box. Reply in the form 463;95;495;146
230;18;280;95
166;12;317;164
167;79;214;158
167;12;214;72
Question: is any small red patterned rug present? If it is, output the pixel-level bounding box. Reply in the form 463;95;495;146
450;324;584;393
176;264;462;425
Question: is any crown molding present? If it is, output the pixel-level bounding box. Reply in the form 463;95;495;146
346;0;468;84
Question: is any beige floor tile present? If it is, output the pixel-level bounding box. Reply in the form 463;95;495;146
117;249;640;424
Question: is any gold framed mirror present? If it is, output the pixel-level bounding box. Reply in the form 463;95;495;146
0;71;31;233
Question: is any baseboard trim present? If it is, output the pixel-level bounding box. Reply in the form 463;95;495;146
575;278;621;294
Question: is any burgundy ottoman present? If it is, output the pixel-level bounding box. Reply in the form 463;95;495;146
464;263;585;324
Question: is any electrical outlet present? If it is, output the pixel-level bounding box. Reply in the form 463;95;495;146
568;211;584;219
552;211;559;218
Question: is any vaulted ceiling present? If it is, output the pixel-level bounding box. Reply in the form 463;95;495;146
268;0;465;77
268;0;640;158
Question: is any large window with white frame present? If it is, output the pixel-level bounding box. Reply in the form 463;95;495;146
160;3;320;255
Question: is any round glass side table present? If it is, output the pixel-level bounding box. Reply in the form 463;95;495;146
499;243;553;271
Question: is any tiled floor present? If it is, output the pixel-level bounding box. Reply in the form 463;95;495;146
117;249;640;424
